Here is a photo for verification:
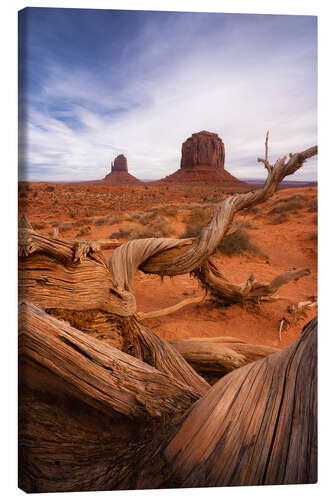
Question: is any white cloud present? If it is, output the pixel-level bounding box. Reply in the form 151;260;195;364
19;14;317;182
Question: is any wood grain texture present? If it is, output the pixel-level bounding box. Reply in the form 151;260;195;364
170;337;278;383
122;316;210;396
19;300;200;420
18;301;204;492
162;318;317;487
18;225;136;316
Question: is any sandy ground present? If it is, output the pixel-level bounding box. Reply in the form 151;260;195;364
19;183;317;350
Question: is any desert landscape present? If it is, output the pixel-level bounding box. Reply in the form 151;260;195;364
18;130;318;492
18;7;318;495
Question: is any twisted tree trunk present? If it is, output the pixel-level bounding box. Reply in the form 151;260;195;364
18;137;318;492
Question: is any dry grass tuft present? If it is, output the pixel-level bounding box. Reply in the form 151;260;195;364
110;216;172;240
76;226;91;237
218;228;266;257
269;213;289;225
31;221;47;230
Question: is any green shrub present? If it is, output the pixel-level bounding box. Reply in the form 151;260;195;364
218;228;266;257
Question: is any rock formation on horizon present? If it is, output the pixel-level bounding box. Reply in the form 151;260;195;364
160;131;247;186
103;154;142;185
181;131;225;169
112;154;128;172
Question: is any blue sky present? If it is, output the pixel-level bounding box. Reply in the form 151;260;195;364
18;8;317;181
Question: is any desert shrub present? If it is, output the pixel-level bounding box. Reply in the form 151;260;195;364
231;218;257;230
19;191;28;199
268;198;304;215
31;221;47;230
77;226;91;237
242;206;259;215
181;206;216;238
110;228;131;239
93;216;109;226
218;228;266;257
73;218;91;228
45;186;55;192
127;223;154;239
110;216;172;240
155;205;178;217
152;216;172;236
33;191;38;198
269;213;289;225
58;222;73;233
307;199;317;213
181;224;201;238
183;206;215;226
128;211;155;225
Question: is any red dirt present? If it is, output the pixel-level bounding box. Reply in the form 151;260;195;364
19;182;317;350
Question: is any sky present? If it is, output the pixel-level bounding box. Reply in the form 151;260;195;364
18;8;317;182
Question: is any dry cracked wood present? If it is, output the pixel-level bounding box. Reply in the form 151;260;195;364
122;316;210;396
18;217;136;316
19;300;201;420
19;300;207;492
170;337;278;383
194;260;311;304
160;317;317;487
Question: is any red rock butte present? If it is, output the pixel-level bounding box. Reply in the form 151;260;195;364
103;154;142;185
161;131;247;186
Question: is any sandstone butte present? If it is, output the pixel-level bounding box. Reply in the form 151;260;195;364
160;131;247;186
103;154;142;185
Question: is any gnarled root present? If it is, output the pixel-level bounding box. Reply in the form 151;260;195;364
194;259;310;305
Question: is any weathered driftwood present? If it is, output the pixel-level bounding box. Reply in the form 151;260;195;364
19;220;136;316
122;316;210;396
19;300;200;420
137;294;206;319
158;317;317;488
19;300;206;493
18;223;211;396
170;337;278;383
194;259;311;305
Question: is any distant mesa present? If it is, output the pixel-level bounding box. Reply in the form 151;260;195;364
103;154;142;185
181;130;225;169
161;131;247;186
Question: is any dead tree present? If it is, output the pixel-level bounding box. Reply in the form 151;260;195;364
18;137;318;492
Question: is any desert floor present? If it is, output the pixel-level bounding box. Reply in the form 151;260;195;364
19;182;317;349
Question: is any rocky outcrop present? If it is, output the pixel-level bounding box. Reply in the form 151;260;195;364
181;131;225;169
112;154;128;173
103;155;142;185
160;131;247;186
